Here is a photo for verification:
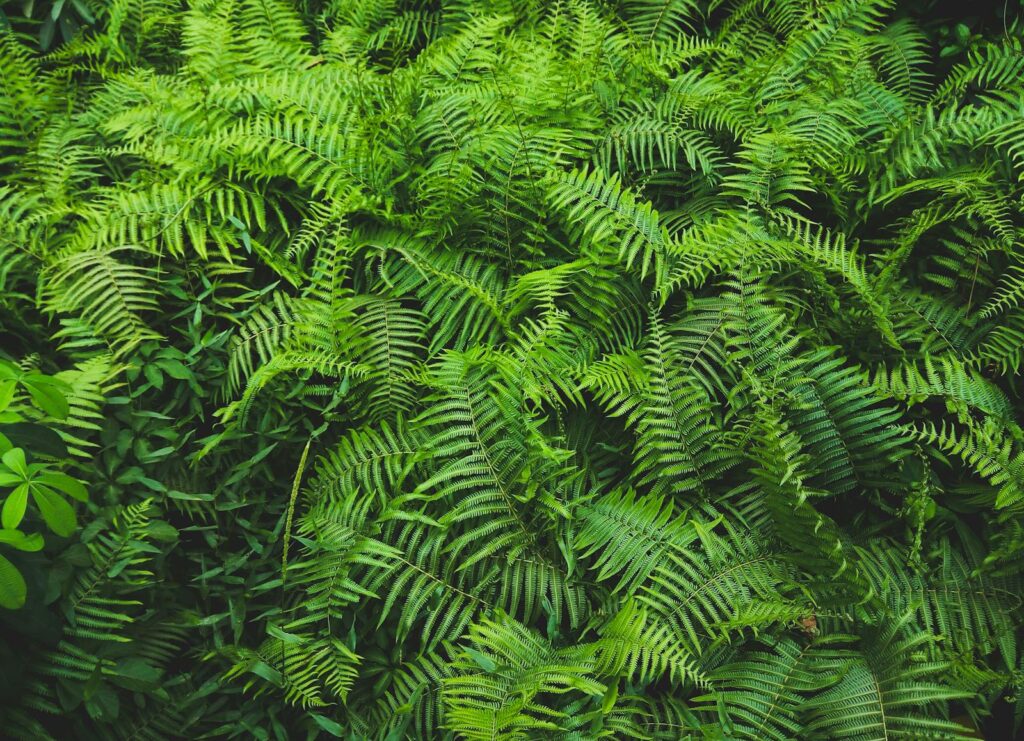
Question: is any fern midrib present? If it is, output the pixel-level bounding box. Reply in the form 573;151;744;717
751;641;813;738
460;382;535;548
657;553;776;627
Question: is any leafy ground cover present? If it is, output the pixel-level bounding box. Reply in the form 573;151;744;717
2;0;1024;738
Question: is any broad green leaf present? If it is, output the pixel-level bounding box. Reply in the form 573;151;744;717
0;380;15;413
2;483;29;529
0;471;21;486
465;647;497;672
0;424;68;457
38;471;88;502
2;448;27;476
111;658;162;690
312;714;344;737
159;359;193;380
84;685;120;722
0;553;26;609
143;364;164;389
32;486;76;537
0;528;44;551
23;377;70;420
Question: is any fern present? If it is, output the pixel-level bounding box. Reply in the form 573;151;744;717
2;2;1023;738
804;612;974;740
550;166;671;283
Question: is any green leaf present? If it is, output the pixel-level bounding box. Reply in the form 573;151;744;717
2;483;29;530
159;359;193;380
2;448;27;476
146;520;179;542
71;0;94;23
267;623;304;645
0;380;15;413
32;486;76;537
465;647;497;672
38;472;88;502
0;553;26;609
0;424;68;458
143;364;164;390
0;528;44;551
111;658;162;690
84;685;120;723
23;377;69;419
311;714;345;737
601;682;619;714
249;661;284;686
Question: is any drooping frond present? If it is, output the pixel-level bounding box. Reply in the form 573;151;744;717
4;2;1023;739
804;612;974;740
550;166;671;282
43;248;162;356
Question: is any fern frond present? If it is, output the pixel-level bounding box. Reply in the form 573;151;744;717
550;166;670;282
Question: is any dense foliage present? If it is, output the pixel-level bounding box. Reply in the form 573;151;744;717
2;0;1024;738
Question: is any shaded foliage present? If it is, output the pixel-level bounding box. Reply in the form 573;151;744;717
2;0;1024;738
